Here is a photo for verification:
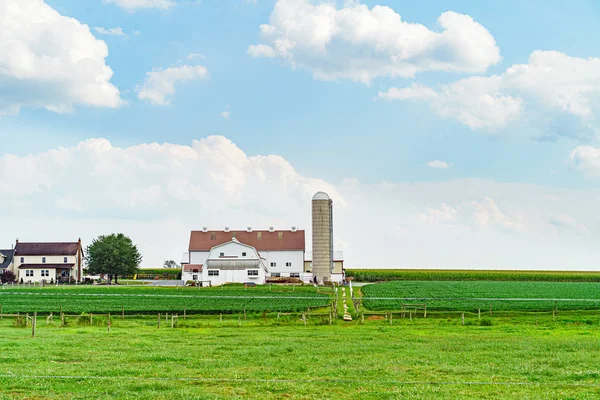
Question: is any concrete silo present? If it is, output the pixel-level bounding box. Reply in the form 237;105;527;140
312;191;333;284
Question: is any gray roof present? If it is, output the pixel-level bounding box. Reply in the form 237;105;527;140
0;249;14;269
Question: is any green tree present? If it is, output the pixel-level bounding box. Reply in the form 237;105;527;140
163;260;179;269
85;233;142;284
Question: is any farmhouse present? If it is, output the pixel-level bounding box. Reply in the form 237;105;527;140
0;248;15;272
12;240;84;283
181;227;308;284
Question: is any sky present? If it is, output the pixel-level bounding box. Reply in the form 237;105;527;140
2;0;600;270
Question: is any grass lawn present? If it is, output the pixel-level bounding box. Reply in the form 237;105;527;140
0;314;599;399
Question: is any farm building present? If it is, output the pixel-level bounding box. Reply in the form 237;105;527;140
0;249;15;273
11;239;84;283
181;227;308;285
304;251;345;284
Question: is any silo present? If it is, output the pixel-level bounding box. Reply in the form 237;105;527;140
312;191;333;284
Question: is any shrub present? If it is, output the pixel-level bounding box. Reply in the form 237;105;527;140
1;270;16;284
479;318;493;326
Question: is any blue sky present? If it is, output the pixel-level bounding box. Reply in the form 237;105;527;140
2;0;600;268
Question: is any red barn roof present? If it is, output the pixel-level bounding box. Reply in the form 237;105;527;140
189;230;305;252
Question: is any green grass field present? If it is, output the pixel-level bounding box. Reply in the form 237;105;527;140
361;280;600;311
348;269;600;282
0;314;599;399
0;285;330;314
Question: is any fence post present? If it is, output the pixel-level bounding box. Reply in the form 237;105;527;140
90;313;93;326
238;315;241;327
157;313;160;329
424;304;427;319
108;313;111;332
409;311;412;321
171;314;174;329
478;308;481;320
32;312;37;338
389;312;393;326
462;312;465;326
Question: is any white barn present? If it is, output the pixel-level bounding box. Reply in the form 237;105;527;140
181;227;308;285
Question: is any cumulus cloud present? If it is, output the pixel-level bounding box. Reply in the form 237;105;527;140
104;0;175;11
249;0;500;83
1;137;600;270
379;51;600;137
427;160;452;169
0;0;122;116
137;65;209;105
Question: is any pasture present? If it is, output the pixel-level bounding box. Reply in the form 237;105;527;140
361;280;600;312
0;315;600;399
0;285;331;314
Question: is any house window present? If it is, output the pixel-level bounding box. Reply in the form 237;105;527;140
248;270;259;276
192;274;198;281
211;232;216;240
278;232;283;240
242;252;246;257
20;257;24;263
41;270;49;277
220;252;225;257
25;270;33;277
42;257;46;263
290;273;300;278
208;270;219;276
270;262;276;267
257;232;262;240
64;257;68;263
271;273;280;277
286;262;292;267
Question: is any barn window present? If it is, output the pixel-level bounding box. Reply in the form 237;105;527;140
211;232;216;240
42;257;46;263
192;274;198;280
242;252;246;257
220;252;225;257
270;262;276;267
286;262;292;267
257;232;262;240
290;273;300;278
278;232;283;240
192;269;199;273
232;232;236;239
271;273;280;277
248;270;259;276
208;270;219;276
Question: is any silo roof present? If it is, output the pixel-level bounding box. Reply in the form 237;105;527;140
312;191;330;200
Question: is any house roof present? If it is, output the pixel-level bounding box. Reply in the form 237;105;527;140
0;249;14;269
18;264;75;269
15;242;80;256
183;264;203;272
189;230;305;252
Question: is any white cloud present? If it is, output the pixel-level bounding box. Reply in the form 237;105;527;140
569;146;600;177
137;65;209;105
94;27;127;37
427;160;451;169
380;51;600;137
187;53;207;60
104;0;175;11
0;0;122;116
2;137;600;270
220;111;231;119
248;44;276;58
249;0;500;83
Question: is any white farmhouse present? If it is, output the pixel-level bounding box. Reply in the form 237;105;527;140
12;240;84;283
181;227;307;285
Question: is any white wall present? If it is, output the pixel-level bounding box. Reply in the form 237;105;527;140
202;267;266;285
189;251;210;265
17;268;57;283
260;250;304;277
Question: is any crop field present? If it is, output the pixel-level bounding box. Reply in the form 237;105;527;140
0;285;331;314
1;315;600;399
361;280;600;311
347;269;600;282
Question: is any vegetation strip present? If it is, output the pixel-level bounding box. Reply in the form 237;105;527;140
1;375;600;387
